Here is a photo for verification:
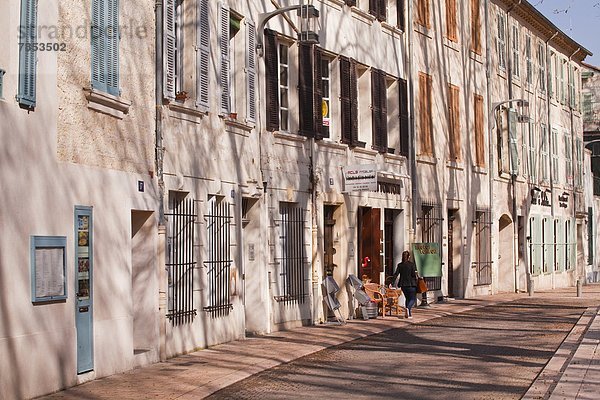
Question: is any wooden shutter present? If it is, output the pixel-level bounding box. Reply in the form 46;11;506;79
264;29;279;131
106;0;119;96
345;0;357;7
246;19;256;122
371;69;387;152
164;0;176;99
448;84;461;160
18;0;37;108
474;94;485;167
399;78;409;157
470;0;481;54
416;0;430;28
508;109;519;175
446;0;457;42
397;0;405;31
196;0;210;109
298;43;314;138
418;73;433;156
340;57;358;146
219;3;230;115
369;0;386;21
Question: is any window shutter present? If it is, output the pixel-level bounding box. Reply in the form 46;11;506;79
91;0;105;92
313;47;325;139
106;0;119;96
399;78;409;157
474;94;485;167
219;3;230;115
18;0;38;108
246;19;256;122
448;84;460;160
164;0;176;99
340;57;358;146
298;43;314;138
508;108;518;175
446;0;457;42
196;0;210;109
378;0;387;21
264;29;279;132
470;0;481;53
418;73;433;156
397;0;405;31
344;0;357;7
371;69;387;152
369;0;377;16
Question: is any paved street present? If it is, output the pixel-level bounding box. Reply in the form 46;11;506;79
38;286;600;400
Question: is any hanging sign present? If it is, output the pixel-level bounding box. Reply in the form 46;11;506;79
343;164;377;192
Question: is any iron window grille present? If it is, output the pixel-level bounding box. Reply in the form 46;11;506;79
166;194;197;325
473;208;492;286
203;196;233;317
274;203;308;304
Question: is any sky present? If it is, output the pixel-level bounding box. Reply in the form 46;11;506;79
532;0;600;67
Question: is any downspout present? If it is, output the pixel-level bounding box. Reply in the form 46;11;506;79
485;0;494;292
407;0;417;242
547;32;558;219
507;0;521;293
155;0;167;362
569;47;582;283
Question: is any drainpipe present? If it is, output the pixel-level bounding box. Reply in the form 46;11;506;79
569;47;581;285
407;0;417;243
485;0;494;292
155;0;167;362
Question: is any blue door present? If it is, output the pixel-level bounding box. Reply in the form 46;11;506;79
75;206;93;373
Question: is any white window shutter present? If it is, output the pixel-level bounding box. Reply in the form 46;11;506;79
164;0;176;99
106;0;119;96
219;2;230;115
18;0;38;108
246;20;256;123
196;0;210;109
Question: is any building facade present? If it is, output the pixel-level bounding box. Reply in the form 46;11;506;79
1;1;595;399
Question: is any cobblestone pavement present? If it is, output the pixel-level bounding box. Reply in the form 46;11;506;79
207;297;593;400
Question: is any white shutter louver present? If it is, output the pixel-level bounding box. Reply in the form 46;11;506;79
219;3;230;115
246;20;256;123
164;0;176;99
18;0;38;108
196;0;210;109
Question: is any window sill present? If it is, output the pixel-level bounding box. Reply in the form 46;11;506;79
414;23;433;39
469;51;484;64
381;22;403;37
350;7;375;25
273;131;308;143
222;115;254;134
417;155;437;165
168;102;208;123
353;146;378;157
472;165;488;174
443;37;460;53
326;0;345;10
85;88;131;119
383;152;407;165
446;160;464;170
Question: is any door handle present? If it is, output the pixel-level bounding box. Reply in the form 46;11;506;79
78;306;89;312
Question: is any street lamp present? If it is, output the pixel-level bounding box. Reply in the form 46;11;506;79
256;4;320;57
489;98;530;294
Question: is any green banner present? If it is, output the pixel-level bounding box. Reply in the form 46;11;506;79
412;243;442;277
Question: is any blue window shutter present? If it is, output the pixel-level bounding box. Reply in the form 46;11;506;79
163;0;176;99
246;20;256;122
18;0;38;108
219;2;230;115
196;0;210;109
91;0;106;92
106;0;119;96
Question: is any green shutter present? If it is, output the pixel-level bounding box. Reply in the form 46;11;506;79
556;218;565;272
91;0;119;95
18;0;37;108
106;0;119;96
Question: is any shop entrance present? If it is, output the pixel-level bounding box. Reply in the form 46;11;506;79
358;207;382;283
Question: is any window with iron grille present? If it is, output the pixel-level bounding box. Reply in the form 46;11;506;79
473;209;492;285
204;196;232;317
166;193;197;325
275;203;308;304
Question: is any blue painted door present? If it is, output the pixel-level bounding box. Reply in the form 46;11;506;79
75;206;93;373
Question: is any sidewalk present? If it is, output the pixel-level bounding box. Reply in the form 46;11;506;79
39;289;599;400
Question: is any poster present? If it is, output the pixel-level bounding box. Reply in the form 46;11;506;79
412;243;442;277
34;247;65;298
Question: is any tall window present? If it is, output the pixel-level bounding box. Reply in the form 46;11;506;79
511;24;520;78
399;78;409;157
470;0;481;54
321;57;331;138
18;0;38;108
340;56;359;146
218;4;232;114
474;94;485;167
92;0;120;96
554;218;563;272
565;219;573;270
205;197;232;317
448;84;461;161
446;0;457;42
276;204;308;304
565;131;572;185
474;209;492;285
166;194;197;325
369;0;387;22
496;13;506;69
416;0;430;28
540;124;549;181
541;218;548;274
278;43;290;131
298;44;324;138
528;122;537;182
525;35;532;85
537;42;546;93
552;128;560;183
371;68;388;152
263;30;289;132
418;72;433;156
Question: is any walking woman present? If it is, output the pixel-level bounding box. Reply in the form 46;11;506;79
393;251;418;318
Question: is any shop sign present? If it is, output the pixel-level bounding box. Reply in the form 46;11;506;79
412;243;442;277
558;193;569;208
343;164;377;192
531;188;551;207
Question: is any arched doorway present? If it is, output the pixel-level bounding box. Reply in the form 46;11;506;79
498;214;514;292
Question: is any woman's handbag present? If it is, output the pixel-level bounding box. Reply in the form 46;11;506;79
416;277;428;293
